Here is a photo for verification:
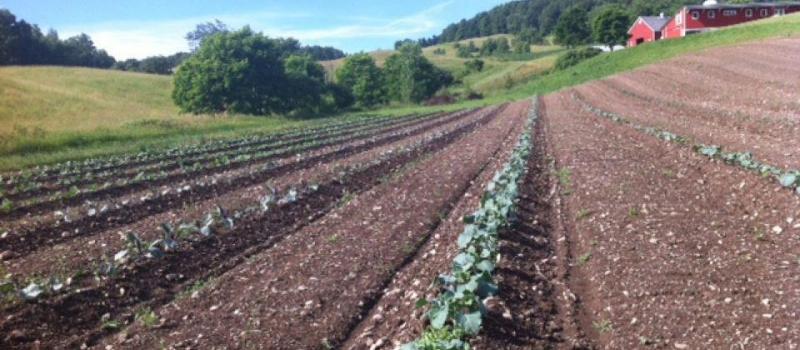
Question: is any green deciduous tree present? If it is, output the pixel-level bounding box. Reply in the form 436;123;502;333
335;53;387;108
383;44;454;104
555;6;592;48
172;27;290;115
592;6;633;51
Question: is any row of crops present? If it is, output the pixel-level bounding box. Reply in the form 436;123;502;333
571;92;800;195
404;98;539;350
4;110;493;301
0;110;463;217
0;106;508;349
0;109;480;256
1;112;427;201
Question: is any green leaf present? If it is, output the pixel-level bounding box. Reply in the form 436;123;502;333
779;173;798;188
476;259;495;273
429;303;449;329
456;311;482;335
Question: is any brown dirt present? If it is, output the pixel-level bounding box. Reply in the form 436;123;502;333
341;101;529;350
0;109;474;261
574;78;800;169
0;107;502;349
1;109;489;283
541;91;800;349
99;102;527;349
471;104;591;350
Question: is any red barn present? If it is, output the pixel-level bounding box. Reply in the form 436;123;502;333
630;1;800;47
628;15;671;47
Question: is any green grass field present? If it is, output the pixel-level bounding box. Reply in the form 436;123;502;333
1;13;798;171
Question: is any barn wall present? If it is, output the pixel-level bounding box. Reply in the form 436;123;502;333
664;13;683;39
684;5;800;30
628;20;656;47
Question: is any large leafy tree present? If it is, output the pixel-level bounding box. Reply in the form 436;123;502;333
592;6;633;51
555;6;592;48
336;53;387;108
283;54;326;112
383;44;454;104
185;19;229;52
172;27;290;115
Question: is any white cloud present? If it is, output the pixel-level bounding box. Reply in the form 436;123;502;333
60;1;456;60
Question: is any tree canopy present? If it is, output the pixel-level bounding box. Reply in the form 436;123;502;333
172;28;289;115
335;53;387;108
592;6;634;51
0;9;115;68
554;7;592;48
383;44;454;104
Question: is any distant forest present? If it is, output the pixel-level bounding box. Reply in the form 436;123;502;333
0;9;345;74
0;9;115;68
413;0;768;46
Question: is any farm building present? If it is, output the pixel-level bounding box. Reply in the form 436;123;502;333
628;0;800;47
628;14;671;47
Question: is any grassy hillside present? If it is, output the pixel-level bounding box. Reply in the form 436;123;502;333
0;67;177;134
321;35;565;95
0;67;383;170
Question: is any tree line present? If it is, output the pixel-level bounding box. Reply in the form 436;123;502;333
400;0;705;48
172;27;454;116
0;11;346;75
0;9;114;67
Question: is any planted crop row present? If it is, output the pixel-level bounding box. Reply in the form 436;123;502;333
1;112;441;203
571;92;800;195
0;106;503;350
0;108;493;259
404;98;538;350
0;110;470;219
0;112;392;183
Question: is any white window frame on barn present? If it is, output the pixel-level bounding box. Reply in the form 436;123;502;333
723;9;737;16
691;11;700;20
745;9;753;17
761;9;769;16
708;10;716;19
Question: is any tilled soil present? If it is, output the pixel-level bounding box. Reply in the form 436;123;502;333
0;109;474;261
341;102;530;350
100;102;527;349
472;107;590;350
541;91;800;349
2;108;490;282
0;108;500;349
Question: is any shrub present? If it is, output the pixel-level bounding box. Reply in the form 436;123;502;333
336;53;387;108
464;59;484;73
172;27;291;115
554;47;602;70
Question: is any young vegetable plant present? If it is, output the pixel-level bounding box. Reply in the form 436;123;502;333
405;97;539;350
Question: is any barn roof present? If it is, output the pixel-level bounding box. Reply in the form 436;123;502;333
686;2;800;10
639;16;671;31
628;16;671;34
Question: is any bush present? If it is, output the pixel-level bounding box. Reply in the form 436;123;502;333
336;53;387;108
464;59;484;73
554;47;602;70
384;44;454;104
172;28;291;115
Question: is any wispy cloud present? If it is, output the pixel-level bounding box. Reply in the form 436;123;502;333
60;1;456;59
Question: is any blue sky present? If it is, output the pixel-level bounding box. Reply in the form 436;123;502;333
0;0;509;59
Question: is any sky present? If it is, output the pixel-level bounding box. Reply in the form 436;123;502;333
0;0;509;60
